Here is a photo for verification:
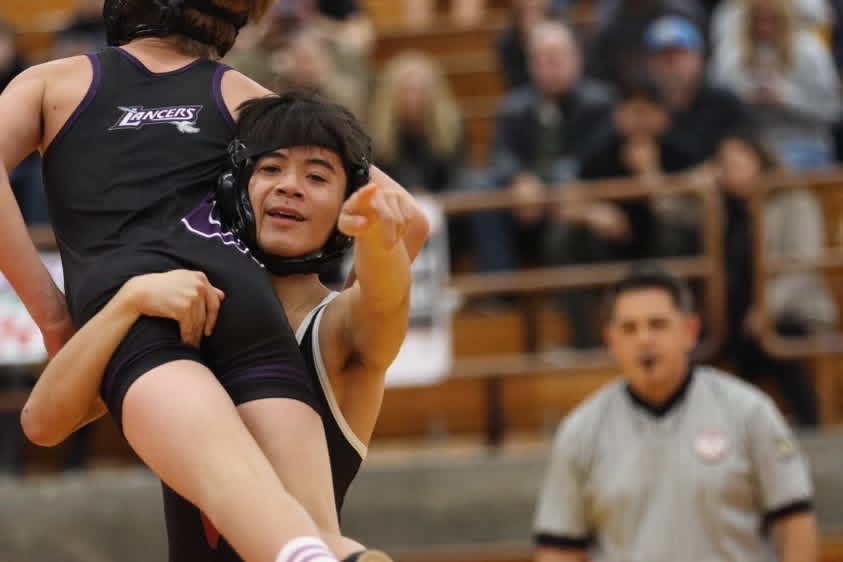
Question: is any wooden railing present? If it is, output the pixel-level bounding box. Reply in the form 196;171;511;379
748;169;843;359
746;169;843;425
412;174;725;443
439;174;726;371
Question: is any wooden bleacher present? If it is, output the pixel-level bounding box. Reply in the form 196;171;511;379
0;0;75;26
4;1;506;164
0;0;77;62
6;170;837;456
3;170;841;475
374;175;728;445
378;173;843;442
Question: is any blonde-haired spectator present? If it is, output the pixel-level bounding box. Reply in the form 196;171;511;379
711;0;833;58
368;50;469;264
369;50;465;194
711;0;841;170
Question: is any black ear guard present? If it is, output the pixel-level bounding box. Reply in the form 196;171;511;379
216;138;256;246
215;138;370;276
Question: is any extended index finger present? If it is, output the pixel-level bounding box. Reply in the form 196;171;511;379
345;182;378;213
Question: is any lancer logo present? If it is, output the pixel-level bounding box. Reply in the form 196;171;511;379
111;105;203;133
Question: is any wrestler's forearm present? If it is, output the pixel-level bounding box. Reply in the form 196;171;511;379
0;165;68;328
347;221;411;369
21;284;141;446
354;219;411;315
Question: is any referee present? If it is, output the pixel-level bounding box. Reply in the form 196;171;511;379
534;264;817;562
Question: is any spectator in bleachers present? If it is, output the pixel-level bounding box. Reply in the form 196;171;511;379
272;26;367;118
592;0;722;28
52;0;108;59
645;15;752;167
402;0;488;29
450;0;489;27
542;74;694;346
642;14;751;258
233;1;372;108
267;0;375;57
715;128;835;427
575;74;696;257
711;0;833;61
584;0;706;89
495;0;556;90
368;51;469;266
369;52;466;195
473;20;613;273
223;21;278;89
711;0;842;171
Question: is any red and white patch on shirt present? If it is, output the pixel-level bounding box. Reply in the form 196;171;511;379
694;428;730;463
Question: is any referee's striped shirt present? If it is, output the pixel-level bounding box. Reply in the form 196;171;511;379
534;365;813;562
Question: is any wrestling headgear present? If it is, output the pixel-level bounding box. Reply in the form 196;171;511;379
216;138;370;276
103;0;248;56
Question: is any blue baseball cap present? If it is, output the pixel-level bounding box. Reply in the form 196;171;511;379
645;15;703;53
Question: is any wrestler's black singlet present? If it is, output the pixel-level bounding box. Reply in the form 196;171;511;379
162;295;366;562
41;47;317;424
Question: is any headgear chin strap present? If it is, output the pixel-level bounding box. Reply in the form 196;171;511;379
104;0;248;56
216;138;370;277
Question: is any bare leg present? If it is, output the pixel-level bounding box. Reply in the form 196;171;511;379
238;399;361;558
122;360;334;562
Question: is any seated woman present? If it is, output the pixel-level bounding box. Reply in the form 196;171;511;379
715;127;837;428
22;92;430;561
711;0;842;171
368;50;468;267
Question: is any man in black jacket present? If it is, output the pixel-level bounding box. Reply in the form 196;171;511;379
473;20;613;273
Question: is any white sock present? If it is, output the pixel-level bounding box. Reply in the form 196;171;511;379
276;537;337;562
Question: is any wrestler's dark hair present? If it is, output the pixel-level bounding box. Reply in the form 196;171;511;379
235;91;372;193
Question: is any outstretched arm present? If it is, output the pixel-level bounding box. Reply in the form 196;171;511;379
21;271;223;446
0;66;74;356
331;182;417;371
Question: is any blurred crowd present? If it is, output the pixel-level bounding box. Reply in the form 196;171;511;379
1;0;842;474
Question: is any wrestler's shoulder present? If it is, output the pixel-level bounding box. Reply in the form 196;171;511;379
219;68;273;116
25;55;92;80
